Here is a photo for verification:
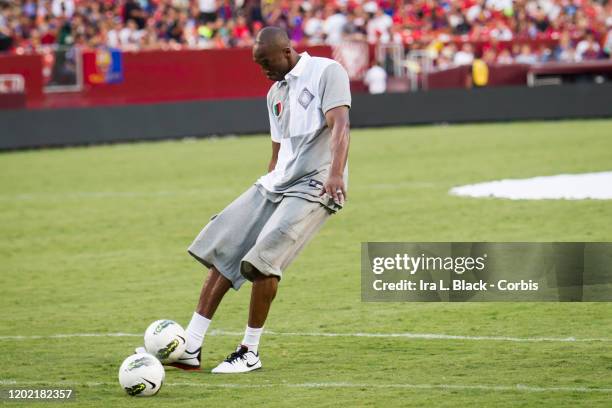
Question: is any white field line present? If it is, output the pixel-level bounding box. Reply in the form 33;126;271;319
0;329;610;343
0;379;610;393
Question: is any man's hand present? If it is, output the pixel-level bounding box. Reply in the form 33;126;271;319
319;173;346;205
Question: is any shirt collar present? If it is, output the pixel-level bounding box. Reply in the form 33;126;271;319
277;52;311;87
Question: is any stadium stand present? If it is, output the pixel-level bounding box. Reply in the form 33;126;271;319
1;0;611;66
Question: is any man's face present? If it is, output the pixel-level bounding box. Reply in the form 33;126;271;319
253;45;290;82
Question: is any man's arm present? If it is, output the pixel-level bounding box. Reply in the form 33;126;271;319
320;105;350;204
268;141;280;172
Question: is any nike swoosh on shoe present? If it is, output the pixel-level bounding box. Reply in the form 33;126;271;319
246;360;260;368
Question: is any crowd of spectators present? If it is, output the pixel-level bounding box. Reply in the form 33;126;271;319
1;0;611;66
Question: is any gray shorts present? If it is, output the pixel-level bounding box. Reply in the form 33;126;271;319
188;184;331;289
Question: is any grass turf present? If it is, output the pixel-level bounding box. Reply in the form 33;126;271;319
1;119;612;407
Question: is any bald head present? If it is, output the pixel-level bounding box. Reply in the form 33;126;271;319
252;27;299;82
255;27;290;51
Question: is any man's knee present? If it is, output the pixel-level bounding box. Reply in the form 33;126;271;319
206;266;232;285
253;270;280;287
252;270;280;300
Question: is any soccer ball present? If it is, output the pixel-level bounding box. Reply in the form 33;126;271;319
144;319;187;364
118;353;165;397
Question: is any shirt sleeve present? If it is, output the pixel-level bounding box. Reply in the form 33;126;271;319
267;92;282;143
318;62;352;114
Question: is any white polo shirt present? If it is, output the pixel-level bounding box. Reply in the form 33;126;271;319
256;52;351;212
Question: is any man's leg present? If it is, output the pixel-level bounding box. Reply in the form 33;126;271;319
237;273;279;355
212;198;330;374
195;266;233;319
170;267;232;370
178;185;277;371
210;271;275;373
248;273;279;328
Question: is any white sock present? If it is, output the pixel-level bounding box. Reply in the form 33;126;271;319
241;326;264;354
185;312;211;353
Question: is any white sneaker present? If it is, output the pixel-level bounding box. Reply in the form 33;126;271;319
134;346;201;371
169;347;201;371
211;345;262;374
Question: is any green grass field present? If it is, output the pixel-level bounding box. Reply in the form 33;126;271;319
1;119;612;407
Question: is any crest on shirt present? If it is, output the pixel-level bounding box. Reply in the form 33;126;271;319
273;102;282;117
298;87;314;109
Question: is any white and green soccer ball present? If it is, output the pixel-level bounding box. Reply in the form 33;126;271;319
118;353;165;397
144;319;187;364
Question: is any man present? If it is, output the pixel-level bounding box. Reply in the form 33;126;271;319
323;8;348;45
364;62;387;94
137;27;351;374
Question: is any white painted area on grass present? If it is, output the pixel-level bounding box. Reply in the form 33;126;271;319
450;171;612;200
